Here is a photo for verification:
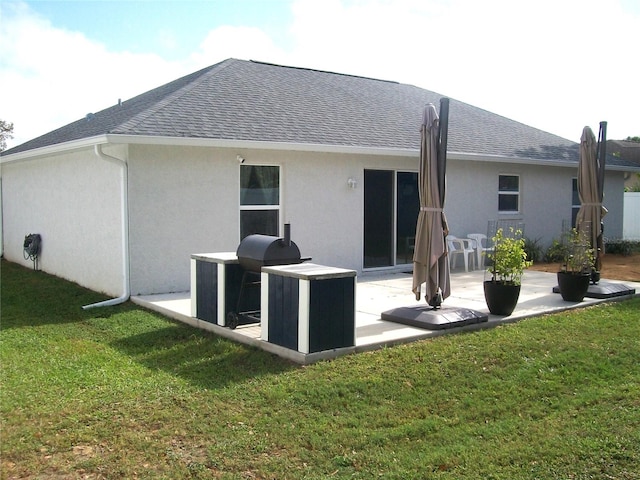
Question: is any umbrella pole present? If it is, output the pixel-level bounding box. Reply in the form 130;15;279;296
388;101;488;328
594;121;607;275
437;97;450;204
429;244;442;309
597;121;607;196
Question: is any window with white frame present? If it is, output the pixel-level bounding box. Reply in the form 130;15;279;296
240;165;280;239
498;174;520;213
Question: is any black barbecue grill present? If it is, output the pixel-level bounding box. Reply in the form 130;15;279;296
227;224;309;329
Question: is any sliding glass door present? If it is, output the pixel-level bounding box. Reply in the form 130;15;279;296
396;171;420;265
363;170;419;268
364;170;394;268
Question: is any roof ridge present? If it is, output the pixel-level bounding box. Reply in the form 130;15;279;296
113;59;234;134
249;59;399;85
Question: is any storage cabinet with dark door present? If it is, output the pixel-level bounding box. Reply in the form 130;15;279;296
190;253;256;326
261;263;357;354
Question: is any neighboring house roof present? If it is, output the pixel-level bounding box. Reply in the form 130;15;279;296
608;140;640;167
2;58;638;170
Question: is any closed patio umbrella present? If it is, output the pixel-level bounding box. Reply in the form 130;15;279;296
412;99;451;307
575;123;608;273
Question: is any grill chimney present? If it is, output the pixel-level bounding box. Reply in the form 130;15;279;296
282;223;291;247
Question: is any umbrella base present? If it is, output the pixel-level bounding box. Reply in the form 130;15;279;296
381;305;488;330
552;282;635;299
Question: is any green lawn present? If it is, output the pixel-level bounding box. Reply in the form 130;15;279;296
2;259;639;479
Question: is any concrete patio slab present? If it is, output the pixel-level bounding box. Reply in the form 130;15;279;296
132;269;638;364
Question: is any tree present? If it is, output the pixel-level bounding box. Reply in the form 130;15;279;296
624;136;640;143
1;120;14;152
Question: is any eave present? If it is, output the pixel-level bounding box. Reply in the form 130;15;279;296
2;133;638;173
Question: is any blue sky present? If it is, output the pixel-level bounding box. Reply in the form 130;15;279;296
1;0;638;148
23;1;295;60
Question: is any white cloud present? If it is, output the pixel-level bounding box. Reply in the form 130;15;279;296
187;25;288;70
285;0;640;140
1;0;638;149
156;28;179;52
0;4;293;148
0;2;182;147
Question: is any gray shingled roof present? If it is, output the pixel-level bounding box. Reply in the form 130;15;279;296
608;140;640;167
2;58;635;168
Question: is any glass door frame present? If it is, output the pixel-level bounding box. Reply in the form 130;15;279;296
363;169;419;270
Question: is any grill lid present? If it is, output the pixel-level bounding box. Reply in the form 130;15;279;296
236;230;302;272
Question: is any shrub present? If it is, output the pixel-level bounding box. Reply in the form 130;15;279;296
544;238;567;263
561;228;595;274
605;239;640;256
524;236;543;263
487;227;532;285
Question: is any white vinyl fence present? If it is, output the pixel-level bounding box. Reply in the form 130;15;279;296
623;192;640;240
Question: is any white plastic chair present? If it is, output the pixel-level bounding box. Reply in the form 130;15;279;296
446;235;476;272
467;233;492;268
404;236;415;264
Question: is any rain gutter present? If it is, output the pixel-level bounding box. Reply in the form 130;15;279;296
103;134;418;158
82;144;130;309
104;134;639;172
0;135;109;164
4;134;637;172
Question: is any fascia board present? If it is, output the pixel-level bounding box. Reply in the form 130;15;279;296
104;134;418;157
3;133;637;173
452;152;640;173
0;135;109;164
111;134;588;168
451;151;575;168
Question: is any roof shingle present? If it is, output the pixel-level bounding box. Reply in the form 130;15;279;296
3;58;633;168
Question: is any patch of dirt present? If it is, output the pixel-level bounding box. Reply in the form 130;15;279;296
527;253;640;282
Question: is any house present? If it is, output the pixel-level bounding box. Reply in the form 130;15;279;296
607;139;640;190
2;58;638;299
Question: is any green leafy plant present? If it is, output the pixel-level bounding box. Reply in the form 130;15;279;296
561;228;595;274
605;239;640;256
487;227;532;286
544;238;567;262
524;236;543;263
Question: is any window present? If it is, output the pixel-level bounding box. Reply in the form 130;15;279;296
571;178;580;227
498;174;520;213
240;165;280;239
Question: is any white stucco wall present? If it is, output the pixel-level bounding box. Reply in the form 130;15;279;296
127;145;240;295
126;145;381;294
444;160;625;249
445;160;575;243
125;143;627;295
4;141;626;298
127;145;424;294
1;146;125;296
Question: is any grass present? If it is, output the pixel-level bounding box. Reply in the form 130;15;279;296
2;259;640;479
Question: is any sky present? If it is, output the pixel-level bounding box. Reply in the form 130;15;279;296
1;0;638;150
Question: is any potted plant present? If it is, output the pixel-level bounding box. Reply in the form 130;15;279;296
556;228;595;302
483;227;533;315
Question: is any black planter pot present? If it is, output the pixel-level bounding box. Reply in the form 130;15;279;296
483;281;521;316
557;271;591;302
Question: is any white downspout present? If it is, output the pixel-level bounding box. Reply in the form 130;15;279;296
83;144;130;309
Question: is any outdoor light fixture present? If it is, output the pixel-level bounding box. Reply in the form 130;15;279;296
347;178;358;189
